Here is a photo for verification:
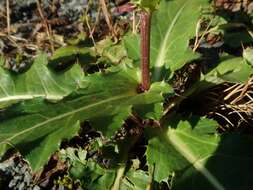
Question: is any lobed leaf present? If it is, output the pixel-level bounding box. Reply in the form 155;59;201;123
0;53;83;108
151;0;209;80
146;116;253;189
0;66;172;171
125;0;208;81
205;56;253;83
60;146;150;190
184;56;253;97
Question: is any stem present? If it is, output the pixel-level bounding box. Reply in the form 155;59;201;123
111;164;126;190
140;11;151;92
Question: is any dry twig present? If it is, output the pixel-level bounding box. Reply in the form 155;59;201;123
6;0;10;34
208;76;253;128
36;0;55;52
100;0;117;39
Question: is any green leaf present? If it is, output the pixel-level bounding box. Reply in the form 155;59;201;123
50;46;89;61
100;44;127;65
90;106;132;137
89;166;149;190
118;169;150;190
186;56;253;96
60;147;88;179
131;0;161;12
123;34;140;62
26;122;80;171
0;56;4;66
60;147;150;190
125;0;209;81
243;47;253;66
151;0;208;80
146;116;253;189
82;162;149;190
0;66;171;171
0;53;83;108
204;56;253;83
92;38;128;65
49;46;93;67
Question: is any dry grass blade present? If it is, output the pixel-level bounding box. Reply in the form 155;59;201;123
100;0;117;39
36;0;55;52
6;0;10;34
207;76;253;129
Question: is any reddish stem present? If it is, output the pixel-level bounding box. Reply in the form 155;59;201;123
113;3;135;15
140;11;151;92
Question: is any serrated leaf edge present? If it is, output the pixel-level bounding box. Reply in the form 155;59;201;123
168;129;225;190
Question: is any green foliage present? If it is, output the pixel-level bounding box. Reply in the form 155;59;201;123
1;0;253;189
193;56;253;94
60;146;150;190
0;64;171;171
131;0;161;12
49;46;92;67
243;47;253;66
146;116;253;189
205;56;253;83
0;53;83;108
126;0;209;81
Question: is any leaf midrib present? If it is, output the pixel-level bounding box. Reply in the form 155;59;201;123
175;130;218;146
153;0;188;80
167;129;225;190
0;94;63;103
0;93;136;144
